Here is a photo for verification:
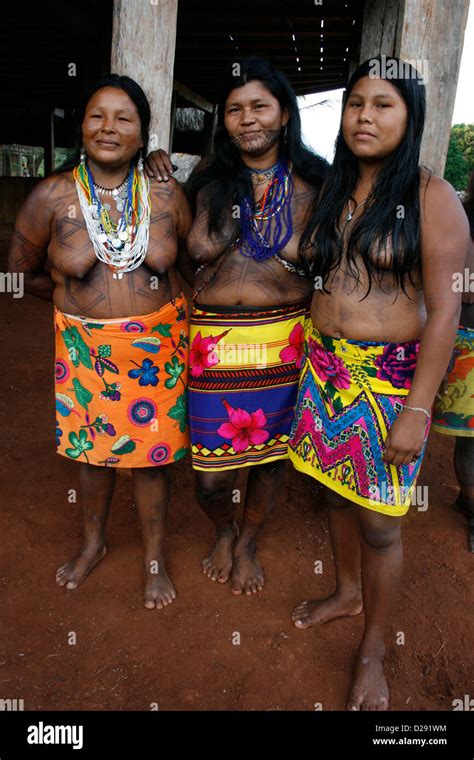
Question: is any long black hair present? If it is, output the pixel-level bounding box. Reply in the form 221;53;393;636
185;56;329;233
300;56;428;297
55;74;150;173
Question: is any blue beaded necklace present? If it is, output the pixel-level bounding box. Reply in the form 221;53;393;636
238;160;294;261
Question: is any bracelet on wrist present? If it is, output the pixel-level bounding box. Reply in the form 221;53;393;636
404;404;431;419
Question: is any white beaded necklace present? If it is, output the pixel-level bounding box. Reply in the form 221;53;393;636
94;178;129;212
75;160;151;280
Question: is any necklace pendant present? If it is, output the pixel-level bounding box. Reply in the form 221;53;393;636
103;202;111;212
113;271;124;280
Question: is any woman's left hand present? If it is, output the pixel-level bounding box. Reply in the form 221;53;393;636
383;409;428;467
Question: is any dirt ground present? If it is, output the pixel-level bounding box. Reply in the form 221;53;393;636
1;223;473;711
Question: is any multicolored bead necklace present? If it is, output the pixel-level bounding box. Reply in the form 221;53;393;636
73;156;151;279
250;163;278;186
238;160;294;261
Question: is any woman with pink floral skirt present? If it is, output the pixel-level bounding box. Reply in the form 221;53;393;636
146;58;328;596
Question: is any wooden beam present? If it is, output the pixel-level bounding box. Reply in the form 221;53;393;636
172;80;214;113
177;30;357;38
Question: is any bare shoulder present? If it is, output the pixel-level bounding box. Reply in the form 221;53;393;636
149;175;185;207
419;169;469;254
419;170;463;213
419;170;469;242
22;171;73;213
148;175;191;238
292;172;318;201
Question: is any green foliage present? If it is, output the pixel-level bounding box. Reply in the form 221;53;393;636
451;124;474;171
444;132;470;191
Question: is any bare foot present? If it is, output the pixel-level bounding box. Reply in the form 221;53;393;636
231;542;265;595
292;591;363;628
56;544;107;590
144;557;176;610
347;650;389;711
202;523;238;583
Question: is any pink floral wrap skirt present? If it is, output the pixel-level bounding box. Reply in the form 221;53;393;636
188;302;309;471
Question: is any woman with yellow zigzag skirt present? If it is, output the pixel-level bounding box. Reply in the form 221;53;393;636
288;58;470;711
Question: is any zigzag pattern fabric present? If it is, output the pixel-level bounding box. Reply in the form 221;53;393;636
288;325;429;516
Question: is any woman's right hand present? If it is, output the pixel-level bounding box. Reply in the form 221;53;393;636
144;149;175;182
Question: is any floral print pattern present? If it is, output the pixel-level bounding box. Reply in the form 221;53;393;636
217;399;270;453
54;297;189;467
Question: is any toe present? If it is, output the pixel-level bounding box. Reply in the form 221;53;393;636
294;602;308;614
293;617;309;629
292;603;307;619
347;691;364;711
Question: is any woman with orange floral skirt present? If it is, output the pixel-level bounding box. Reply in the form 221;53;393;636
8;75;192;609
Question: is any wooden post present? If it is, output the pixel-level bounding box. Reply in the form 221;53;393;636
111;0;178;154
202;105;218;154
169;91;177;153
399;0;470;175
44;109;54;177
356;0;470;176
